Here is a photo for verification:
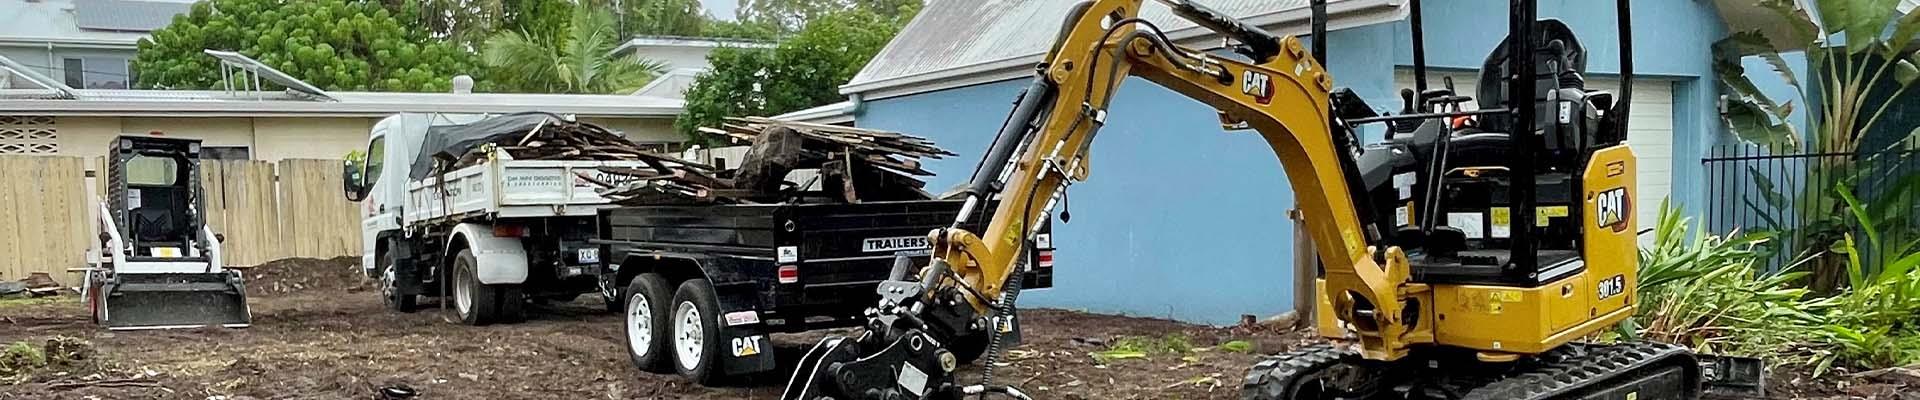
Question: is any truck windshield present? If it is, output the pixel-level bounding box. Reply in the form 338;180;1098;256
366;137;386;185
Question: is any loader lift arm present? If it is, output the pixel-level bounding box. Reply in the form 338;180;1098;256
780;1;1421;399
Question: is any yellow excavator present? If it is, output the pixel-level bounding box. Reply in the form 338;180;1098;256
782;0;1762;399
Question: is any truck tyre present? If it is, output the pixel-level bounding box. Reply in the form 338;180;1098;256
623;273;675;373
498;285;526;323
453;249;503;325
670;279;725;385
380;250;418;313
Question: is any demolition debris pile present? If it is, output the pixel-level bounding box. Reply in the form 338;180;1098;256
426;113;952;205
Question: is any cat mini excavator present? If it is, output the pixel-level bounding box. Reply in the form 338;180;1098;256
781;0;1763;399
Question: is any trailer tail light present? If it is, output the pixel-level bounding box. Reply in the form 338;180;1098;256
777;265;799;283
1036;250;1054;269
492;225;527;237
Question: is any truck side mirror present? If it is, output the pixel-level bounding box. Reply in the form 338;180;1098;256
343;159;368;202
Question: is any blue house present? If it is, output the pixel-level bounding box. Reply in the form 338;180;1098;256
797;0;1776;324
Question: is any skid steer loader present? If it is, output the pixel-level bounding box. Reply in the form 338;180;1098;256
83;135;250;330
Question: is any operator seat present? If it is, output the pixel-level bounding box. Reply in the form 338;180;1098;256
1397;19;1624;286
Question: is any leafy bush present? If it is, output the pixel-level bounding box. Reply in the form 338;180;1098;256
1631;198;1920;375
1628;200;1824;359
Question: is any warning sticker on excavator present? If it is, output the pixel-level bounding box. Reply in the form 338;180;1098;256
1537;206;1569;226
1490;208;1512;238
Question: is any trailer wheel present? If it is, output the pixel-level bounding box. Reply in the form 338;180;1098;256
670;279;724;385
623;273;674;373
453;249;503;325
380;251;418;313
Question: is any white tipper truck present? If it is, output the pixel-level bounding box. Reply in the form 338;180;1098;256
341;112;652;324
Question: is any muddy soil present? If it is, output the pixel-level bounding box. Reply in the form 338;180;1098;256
0;258;1308;399
0;257;1902;399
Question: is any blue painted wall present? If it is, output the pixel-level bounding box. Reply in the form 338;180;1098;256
859;78;1298;324
852;0;1731;324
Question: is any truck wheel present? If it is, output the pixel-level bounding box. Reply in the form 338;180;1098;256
499;285;526;323
453;249;502;325
670;279;724;385
380;251;418;313
623;273;674;373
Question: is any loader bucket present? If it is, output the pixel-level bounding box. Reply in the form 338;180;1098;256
100;272;250;330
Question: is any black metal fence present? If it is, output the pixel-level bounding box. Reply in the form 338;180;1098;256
1701;141;1920;271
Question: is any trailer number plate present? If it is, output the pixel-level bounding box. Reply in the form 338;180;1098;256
863;236;930;253
576;248;599;264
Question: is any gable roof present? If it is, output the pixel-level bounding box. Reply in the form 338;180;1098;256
630;68;703;99
843;0;1406;99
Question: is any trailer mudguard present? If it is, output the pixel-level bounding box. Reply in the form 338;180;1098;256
449;223;529;284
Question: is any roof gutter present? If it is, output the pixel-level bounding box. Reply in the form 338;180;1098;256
838;0;1405;100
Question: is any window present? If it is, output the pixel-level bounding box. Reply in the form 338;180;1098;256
365;137;387;184
63;58;83;88
60;57;130;89
127;155;180;186
200;146;250;160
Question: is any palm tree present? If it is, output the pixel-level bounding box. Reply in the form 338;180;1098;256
482;6;666;94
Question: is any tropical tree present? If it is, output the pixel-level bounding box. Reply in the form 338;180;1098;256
614;0;707;37
133;0;478;92
737;0;921;34
1717;0;1919;291
675;9;909;140
482;7;667;94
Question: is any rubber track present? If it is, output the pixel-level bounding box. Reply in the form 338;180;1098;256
1462;342;1697;400
1240;343;1359;400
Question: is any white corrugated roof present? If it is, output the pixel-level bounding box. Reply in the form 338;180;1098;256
0;0;176;47
0;88;684;117
771;100;854;124
843;0;1406;99
612;35;776;55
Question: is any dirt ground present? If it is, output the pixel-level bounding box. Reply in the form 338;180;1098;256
0;258;1314;400
0;257;1908;399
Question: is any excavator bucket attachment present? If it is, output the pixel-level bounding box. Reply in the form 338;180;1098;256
95;272;250;330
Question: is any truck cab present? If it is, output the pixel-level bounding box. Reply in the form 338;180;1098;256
342;113;638;325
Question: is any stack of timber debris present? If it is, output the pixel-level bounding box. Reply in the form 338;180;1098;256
431;113;954;206
443;116;682;165
678;117;956;204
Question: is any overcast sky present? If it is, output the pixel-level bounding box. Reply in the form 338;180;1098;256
699;0;739;21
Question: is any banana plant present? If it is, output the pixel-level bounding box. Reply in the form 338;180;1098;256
1718;0;1920;292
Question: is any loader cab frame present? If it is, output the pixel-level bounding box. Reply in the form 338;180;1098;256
107;136;210;261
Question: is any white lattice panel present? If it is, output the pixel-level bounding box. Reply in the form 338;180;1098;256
0;116;57;154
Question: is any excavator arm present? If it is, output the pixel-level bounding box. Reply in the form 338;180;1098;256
781;1;1422;399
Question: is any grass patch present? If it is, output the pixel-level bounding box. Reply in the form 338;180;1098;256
0;296;62;309
1092;334;1198;363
